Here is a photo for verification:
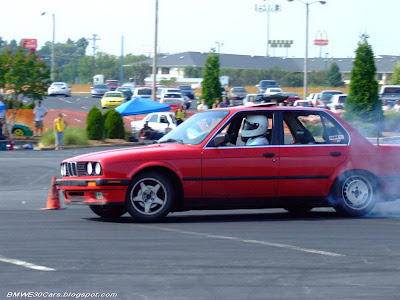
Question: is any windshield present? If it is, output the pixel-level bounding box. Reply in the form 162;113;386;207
94;85;107;89
179;86;191;90
138;89;152;95
164;94;182;98
232;88;245;92
321;91;342;101
158;110;229;145
164;100;182;104
260;80;276;87
382;87;400;94
105;93;123;97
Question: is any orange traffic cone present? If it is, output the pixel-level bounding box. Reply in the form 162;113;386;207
41;176;65;210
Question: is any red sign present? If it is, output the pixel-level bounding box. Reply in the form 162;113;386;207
314;39;328;46
21;39;37;51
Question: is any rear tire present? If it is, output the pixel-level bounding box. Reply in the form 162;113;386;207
89;204;127;218
330;171;377;217
125;171;175;222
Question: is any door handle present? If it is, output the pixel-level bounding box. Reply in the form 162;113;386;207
263;153;275;158
330;152;342;156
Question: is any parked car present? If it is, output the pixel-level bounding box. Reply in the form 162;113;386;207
120;83;136;93
242;94;268;106
130;112;177;136
293;100;313;107
316;90;343;106
105;80;119;91
160;97;185;112
264;88;283;95
12;124;33;136
133;87;153;99
101;91;126;109
178;85;195;99
327;94;347;112
47;82;71;97
379;85;400;104
159;88;181;100
256;80;279;93
229;87;248;104
281;92;300;104
57;105;400;221
116;87;133;100
91;84;109;98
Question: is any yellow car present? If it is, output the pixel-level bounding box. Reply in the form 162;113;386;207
101;91;126;109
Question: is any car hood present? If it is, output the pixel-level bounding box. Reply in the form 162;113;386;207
63;143;201;165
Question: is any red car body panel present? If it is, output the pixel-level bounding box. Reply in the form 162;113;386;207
57;106;400;210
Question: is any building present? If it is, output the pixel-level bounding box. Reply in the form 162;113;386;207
130;51;400;85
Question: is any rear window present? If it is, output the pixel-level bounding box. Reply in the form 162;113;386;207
105;93;123;97
232;88;246;92
321;91;342;101
179;86;191;90
167;89;180;93
137;89;152;95
164;100;182;104
164;94;182;98
94;85;107;89
382;87;400;94
260;80;277;87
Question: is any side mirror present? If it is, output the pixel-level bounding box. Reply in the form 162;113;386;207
210;133;229;147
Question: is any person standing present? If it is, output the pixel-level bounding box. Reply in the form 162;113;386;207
53;113;68;150
175;105;186;125
197;99;208;112
33;101;47;136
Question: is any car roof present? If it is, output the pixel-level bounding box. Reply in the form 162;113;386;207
213;104;329;114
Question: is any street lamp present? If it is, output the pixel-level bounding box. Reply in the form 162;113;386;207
41;12;55;82
287;0;326;99
152;0;159;101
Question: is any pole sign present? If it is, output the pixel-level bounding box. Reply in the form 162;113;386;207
269;40;293;48
255;2;282;13
314;31;328;46
21;39;37;51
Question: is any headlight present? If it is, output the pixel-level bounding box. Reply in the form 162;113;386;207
60;164;65;176
94;162;102;175
86;162;93;175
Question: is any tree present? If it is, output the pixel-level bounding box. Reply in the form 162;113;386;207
391;61;400;84
202;49;222;106
104;109;125;139
343;34;381;123
86;106;104;140
326;62;344;87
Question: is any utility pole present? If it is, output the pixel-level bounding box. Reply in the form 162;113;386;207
215;41;224;54
152;0;159;101
88;34;100;75
120;36;124;84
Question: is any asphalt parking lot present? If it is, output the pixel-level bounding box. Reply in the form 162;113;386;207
2;147;400;299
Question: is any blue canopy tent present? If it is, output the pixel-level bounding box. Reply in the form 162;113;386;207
115;97;170;116
0;102;6;111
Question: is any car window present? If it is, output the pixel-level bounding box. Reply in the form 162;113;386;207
283;111;349;145
148;114;158;122
160;115;169;124
211;112;274;147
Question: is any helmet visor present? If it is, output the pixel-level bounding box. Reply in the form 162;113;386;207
243;120;259;131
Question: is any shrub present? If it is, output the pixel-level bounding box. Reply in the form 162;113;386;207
104;108;125;139
86;106;104;140
40;128;88;146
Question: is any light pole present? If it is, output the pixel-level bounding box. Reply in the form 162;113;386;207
152;0;159;101
287;0;326;99
41;12;55;82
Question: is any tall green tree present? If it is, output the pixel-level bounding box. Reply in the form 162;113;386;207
326;62;344;87
343;34;381;123
390;61;400;84
202;49;221;106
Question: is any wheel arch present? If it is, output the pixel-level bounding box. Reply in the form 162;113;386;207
329;168;381;195
129;165;184;211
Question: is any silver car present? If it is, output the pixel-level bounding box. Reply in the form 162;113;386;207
48;82;71;97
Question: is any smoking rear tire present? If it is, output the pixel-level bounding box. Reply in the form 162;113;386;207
125;171;175;222
89;204;127;218
330;171;377;217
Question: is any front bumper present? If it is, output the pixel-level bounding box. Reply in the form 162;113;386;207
56;178;130;205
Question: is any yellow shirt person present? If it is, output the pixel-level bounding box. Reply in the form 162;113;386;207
53;113;68;150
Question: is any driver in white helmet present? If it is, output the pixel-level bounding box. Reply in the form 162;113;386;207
242;115;269;146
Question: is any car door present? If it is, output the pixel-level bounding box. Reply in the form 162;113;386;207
278;111;349;197
201;111;279;199
147;114;160;131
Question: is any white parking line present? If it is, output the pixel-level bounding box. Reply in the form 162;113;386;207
57;97;72;104
61;113;68;117
0;256;55;271
81;106;88;110
138;225;345;257
74;118;82;123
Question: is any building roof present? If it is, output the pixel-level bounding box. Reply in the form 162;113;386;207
131;51;400;73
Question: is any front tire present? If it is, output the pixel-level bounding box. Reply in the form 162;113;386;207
125;171;175;222
330;172;377;217
89;204;127;218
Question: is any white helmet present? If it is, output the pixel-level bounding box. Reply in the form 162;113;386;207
242;115;269;138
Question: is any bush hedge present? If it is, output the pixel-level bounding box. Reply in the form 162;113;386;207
40;128;88;146
384;110;400;132
104;108;125;139
86;106;104;140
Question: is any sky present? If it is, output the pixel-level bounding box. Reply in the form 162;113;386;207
2;0;400;59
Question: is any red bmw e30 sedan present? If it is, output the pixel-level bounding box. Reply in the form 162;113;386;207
56;105;400;222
